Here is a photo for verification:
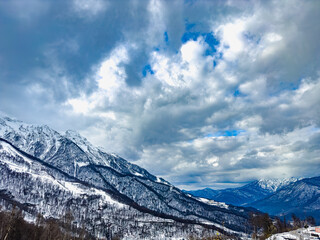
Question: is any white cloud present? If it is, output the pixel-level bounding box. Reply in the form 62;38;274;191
239;77;267;100
67;97;90;115
265;33;283;43
215;19;246;61
147;0;166;46
97;45;129;102
206;156;219;167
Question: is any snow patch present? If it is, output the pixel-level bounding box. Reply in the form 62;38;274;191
77;162;89;168
267;226;320;240
197;197;229;209
133;172;143;177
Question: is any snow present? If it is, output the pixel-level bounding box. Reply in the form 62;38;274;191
133;172;143;177
0;141;33;165
268;233;298;240
0;116;63;161
267;226;320;240
93;189;125;208
0;140;125;209
199;220;243;236
77;162;89;168
63;181;124;207
156;176;171;185
197;197;229;209
258;178;298;192
64;130;114;168
65;130;91;152
63;182;87;195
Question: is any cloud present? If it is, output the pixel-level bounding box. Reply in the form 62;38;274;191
1;0;320;189
215;19;246;61
96;45;130;101
63;0;320;189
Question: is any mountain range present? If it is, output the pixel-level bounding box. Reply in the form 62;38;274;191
186;177;320;223
250;176;320;222
0;115;255;238
186;178;298;206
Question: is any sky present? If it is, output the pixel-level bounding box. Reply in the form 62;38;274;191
0;0;320;190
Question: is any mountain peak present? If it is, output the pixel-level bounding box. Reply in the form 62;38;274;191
0;112;20;121
256;177;298;192
0;114;26;129
65;129;87;142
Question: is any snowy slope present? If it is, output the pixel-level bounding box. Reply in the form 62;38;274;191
0;115;255;235
267;226;320;240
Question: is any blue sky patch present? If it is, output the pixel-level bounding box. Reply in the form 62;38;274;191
181;31;200;43
233;89;247;97
142;64;154;77
164;31;169;43
181;32;220;56
203;33;220;56
205;130;246;138
181;22;220;56
279;81;300;91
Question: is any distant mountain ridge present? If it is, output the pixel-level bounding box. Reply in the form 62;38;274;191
186;178;298;206
0;115;255;237
186;177;320;222
249;176;320;221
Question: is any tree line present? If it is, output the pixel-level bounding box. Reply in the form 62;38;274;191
0;206;97;240
0;205;223;240
1;203;316;240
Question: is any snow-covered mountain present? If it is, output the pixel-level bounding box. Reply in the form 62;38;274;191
0;115;254;238
186;177;320;223
255;178;300;192
250;176;320;222
186;178;298;206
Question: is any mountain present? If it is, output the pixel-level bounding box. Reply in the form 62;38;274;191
185;188;217;200
186;177;320;223
186;178;298;206
250;176;320;222
0;115;255;238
